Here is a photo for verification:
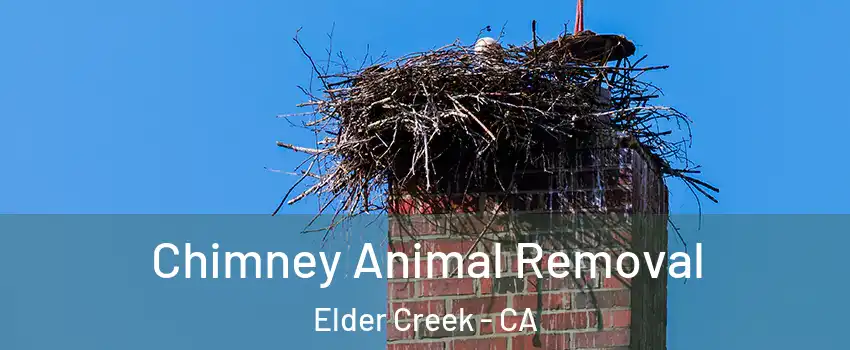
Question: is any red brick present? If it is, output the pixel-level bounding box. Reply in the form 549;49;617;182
389;195;479;215
512;293;569;311
388;323;416;341
420;240;474;255
480;278;492;294
499;254;510;273
482;277;524;294
454;216;507;236
574;329;630;348
420;278;475;297
541;333;571;349
390;239;473;256
510;335;538;350
389;216;448;237
386;154;669;349
449;337;507;350
511;253;571;274
467;252;509;273
388;342;445;350
450;296;508;315
390;259;444;279
541;311;590;330
388;218;406;237
512;334;570;350
602;275;630;289
391;300;446;319
389;281;416;300
482;315;530;334
387;197;417;215
573;290;630;309
526;274;597;292
427;194;480;214
589;309;631;329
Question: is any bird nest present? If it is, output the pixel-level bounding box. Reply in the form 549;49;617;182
276;30;717;223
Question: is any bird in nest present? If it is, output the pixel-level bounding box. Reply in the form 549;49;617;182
472;37;506;68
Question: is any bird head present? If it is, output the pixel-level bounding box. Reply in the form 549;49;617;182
474;37;500;55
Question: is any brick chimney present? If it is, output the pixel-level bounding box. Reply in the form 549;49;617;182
386;136;669;350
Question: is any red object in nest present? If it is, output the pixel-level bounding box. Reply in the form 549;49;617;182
564;0;636;62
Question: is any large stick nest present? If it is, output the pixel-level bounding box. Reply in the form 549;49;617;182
277;30;717;222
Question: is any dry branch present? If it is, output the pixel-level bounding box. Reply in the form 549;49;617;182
277;29;717;227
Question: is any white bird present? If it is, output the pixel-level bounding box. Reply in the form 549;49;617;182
474;37;500;55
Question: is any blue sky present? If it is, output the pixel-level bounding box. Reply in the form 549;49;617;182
3;0;848;214
1;0;849;349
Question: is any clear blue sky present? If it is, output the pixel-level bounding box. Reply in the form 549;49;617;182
1;0;848;349
3;0;848;214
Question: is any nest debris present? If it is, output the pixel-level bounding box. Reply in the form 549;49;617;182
276;29;718;224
